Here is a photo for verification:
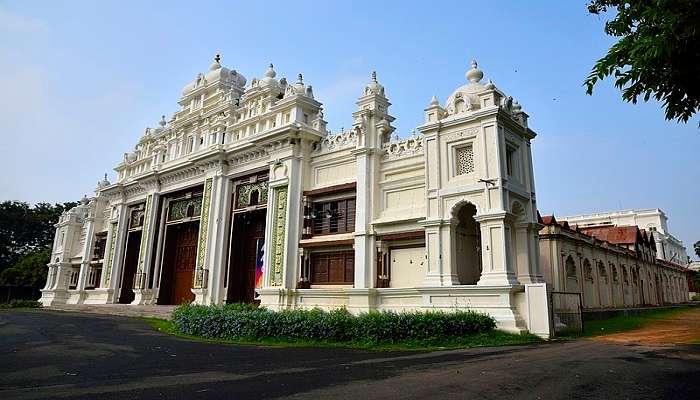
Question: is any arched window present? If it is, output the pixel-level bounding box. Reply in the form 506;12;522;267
611;264;619;283
583;259;593;281
565;256;577;279
598;261;608;283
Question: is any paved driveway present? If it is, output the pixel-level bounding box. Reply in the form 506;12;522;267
1;310;699;399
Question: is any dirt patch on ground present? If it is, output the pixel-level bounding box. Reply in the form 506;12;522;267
594;307;700;346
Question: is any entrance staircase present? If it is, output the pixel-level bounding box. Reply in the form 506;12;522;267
46;304;177;320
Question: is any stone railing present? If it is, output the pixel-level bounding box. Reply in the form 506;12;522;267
313;129;357;154
382;132;424;161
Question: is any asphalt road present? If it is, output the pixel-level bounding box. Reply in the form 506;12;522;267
1;310;699;400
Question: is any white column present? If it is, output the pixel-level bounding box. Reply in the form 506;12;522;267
132;193;160;304
283;157;303;290
353;149;377;289
207;175;232;305
476;213;519;286
106;204;128;294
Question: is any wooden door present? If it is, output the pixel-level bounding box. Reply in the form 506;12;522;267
227;210;266;303
170;222;198;304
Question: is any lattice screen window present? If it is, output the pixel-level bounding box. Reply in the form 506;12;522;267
455;145;475;175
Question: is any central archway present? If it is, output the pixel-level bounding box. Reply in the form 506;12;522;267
453;202;482;284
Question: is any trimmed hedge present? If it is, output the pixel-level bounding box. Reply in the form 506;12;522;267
0;299;42;308
172;303;496;345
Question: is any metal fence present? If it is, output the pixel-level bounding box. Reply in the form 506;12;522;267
550;291;583;336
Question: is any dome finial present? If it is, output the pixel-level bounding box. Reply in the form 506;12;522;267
209;53;222;71
159;115;166;127
430;95;439;106
466;58;484;83
265;63;276;79
297;73;303;83
371;70;377;82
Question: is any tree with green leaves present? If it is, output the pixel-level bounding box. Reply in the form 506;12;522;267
0;248;52;289
0;201;76;287
585;0;700;124
694;240;700;259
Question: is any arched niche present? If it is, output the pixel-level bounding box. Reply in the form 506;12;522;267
451;201;482;285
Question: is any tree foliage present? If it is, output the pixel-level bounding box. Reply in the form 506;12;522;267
0;248;52;288
694;240;700;259
0;201;76;285
585;0;700;123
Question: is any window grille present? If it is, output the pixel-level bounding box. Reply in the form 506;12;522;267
456;145;474;175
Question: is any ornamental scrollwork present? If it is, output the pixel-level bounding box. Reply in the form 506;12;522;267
269;187;288;287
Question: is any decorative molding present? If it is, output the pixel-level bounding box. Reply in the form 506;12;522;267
440;127;480;143
194;178;213;288
228;148;269;167
135;194;153;285
236;180;268;208
269;186;288;287
102;222;118;287
313;130;357;154
382;133;424;161
160;166;205;186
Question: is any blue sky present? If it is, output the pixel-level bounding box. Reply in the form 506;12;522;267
1;1;698;259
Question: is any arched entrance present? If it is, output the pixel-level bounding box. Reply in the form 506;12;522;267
453;202;481;284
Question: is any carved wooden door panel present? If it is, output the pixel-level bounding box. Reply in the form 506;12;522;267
171;222;198;304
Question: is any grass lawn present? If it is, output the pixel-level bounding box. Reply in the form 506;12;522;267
576;305;696;338
142;317;542;351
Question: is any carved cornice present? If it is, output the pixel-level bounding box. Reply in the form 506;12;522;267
440;127;480;143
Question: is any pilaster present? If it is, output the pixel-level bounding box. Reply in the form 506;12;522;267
132;193;159;304
475;212;519;286
192;177;214;304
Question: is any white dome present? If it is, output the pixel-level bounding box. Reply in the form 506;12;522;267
444;60;488;116
259;64;278;87
181;54;246;96
364;71;384;96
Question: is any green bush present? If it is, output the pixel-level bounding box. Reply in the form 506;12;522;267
0;299;42;308
692;294;700;301
172;304;496;345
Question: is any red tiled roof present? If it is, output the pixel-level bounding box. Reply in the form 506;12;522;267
541;215;556;225
578;226;640;245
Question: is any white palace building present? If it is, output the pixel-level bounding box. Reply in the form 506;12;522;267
40;56;689;337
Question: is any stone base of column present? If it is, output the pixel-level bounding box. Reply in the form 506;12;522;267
191;288;208;305
421;273;461;287
66;290;87;304
477;271;519;286
83;288;115;304
131;289;156;305
516;274;545;285
346;289;376;314
39;289;69;306
258;287;286;311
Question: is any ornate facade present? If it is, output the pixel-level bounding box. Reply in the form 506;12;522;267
40;55;608;338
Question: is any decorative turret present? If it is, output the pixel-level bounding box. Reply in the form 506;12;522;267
353;71;395;148
181;54;246;98
424;95;446;123
364;71;385;96
97;173;110;189
260;63;278;87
